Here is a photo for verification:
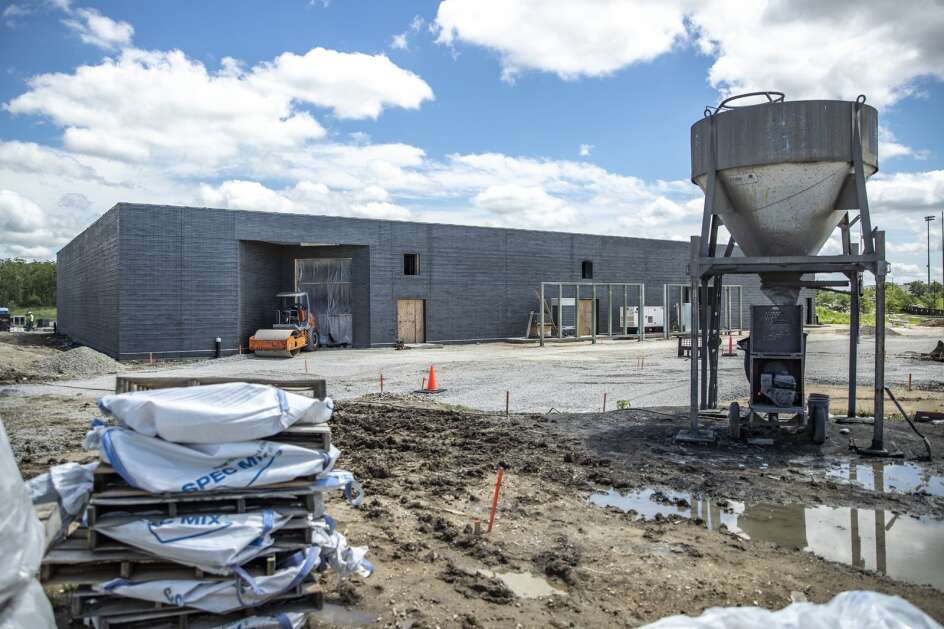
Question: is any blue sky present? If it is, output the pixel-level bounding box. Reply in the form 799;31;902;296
0;0;942;285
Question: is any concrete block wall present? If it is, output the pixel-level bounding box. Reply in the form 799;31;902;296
56;206;120;356
58;203;804;358
117;205;239;358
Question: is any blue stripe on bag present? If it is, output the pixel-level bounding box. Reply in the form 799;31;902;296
276;613;295;629
101;428;140;488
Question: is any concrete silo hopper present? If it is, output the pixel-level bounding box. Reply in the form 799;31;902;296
680;92;893;457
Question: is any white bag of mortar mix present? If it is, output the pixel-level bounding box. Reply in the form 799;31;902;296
641;590;940;629
98;383;334;443
0;420;55;628
95;546;320;614
26;461;98;545
94;509;291;575
84;423;339;494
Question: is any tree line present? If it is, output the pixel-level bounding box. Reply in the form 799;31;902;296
817;280;944;314
0;259;57;308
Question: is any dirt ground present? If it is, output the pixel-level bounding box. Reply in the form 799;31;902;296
4;392;944;628
0;332;73;383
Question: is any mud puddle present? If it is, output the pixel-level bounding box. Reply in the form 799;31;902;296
590;486;944;591
310;603;376;626
825;461;944;496
475;569;566;599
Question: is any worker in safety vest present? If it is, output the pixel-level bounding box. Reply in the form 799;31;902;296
26;311;34;331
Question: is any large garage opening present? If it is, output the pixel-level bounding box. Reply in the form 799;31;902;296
238;241;370;348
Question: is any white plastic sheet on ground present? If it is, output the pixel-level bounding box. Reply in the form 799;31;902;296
0;579;56;629
641;590;942;629
26;461;98;545
95;547;320;614
98;383;334;443
0;419;55;628
210;612;307;629
309;518;373;579
84;423;339;493
94;509;291;575
314;469;364;506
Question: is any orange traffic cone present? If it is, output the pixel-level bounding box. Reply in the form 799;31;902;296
416;364;446;393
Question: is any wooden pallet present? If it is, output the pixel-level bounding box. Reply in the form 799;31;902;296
86;482;326;548
70;583;322;627
42;542;299;585
75;506;318;554
114;375;327;400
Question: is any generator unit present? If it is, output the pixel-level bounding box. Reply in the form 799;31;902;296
728;305;825;443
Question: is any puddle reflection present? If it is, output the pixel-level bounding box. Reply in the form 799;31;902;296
590;468;944;591
825;461;944;497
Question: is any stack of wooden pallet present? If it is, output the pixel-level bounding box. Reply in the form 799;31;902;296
40;376;335;629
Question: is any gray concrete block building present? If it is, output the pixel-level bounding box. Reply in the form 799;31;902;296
57;203;809;360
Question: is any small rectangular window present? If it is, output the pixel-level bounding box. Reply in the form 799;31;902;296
581;260;593;279
404;253;419;276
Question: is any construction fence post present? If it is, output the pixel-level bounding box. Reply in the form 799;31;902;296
639;284;646;342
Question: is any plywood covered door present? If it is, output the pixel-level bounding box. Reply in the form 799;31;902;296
578;299;594;337
397;299;425;343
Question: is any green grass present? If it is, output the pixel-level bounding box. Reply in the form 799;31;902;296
6;305;57;319
815;307;875;326
816;306;928;327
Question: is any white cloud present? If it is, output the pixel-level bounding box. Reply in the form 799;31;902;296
435;0;944;109
0;141;101;181
3;3;30;25
390;15;426;51
889;262;928;283
435;0;686;82
691;0;944;109
4;46;433;174
0;189;68;259
391;33;408;50
473;184;576;226
879;126;929;161
579;144;592;157
868;170;944;212
0;189;45;232
198;180;295;213
62;7;133;50
249;47;434;119
350;201;411;220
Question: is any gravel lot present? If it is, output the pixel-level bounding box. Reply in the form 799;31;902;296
5;326;941;414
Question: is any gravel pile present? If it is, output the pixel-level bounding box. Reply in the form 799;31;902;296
34;346;124;377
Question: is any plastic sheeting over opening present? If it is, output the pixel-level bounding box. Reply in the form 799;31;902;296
296;258;352;346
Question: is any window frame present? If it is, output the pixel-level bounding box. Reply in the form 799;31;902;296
403;252;420;276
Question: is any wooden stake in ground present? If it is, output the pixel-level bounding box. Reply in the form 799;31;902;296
505;390;510;416
487;467;505;533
